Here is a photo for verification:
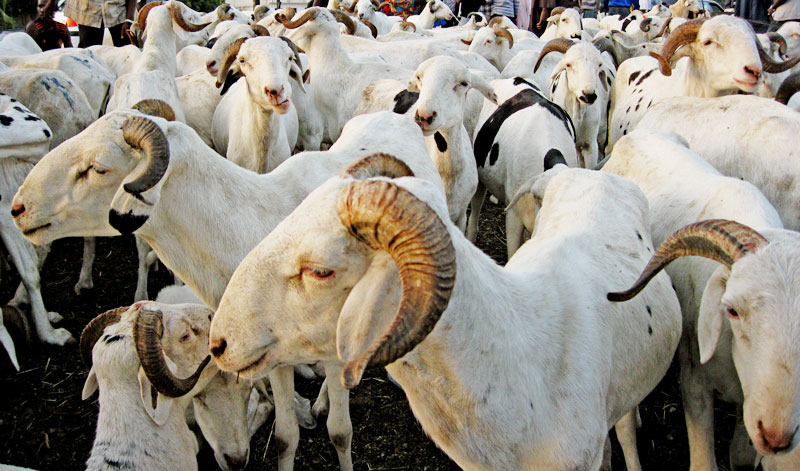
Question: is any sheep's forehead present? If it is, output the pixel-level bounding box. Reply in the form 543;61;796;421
702;16;753;41
241;37;291;59
418;58;468;82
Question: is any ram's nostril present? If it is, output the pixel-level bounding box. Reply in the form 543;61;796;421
11;203;25;217
210;338;227;357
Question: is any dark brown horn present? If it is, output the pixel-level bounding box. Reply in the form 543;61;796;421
621;15;634;32
2;305;32;348
215;37;247;87
399;21;416;32
331;8;357;34
776;72;800;105
136;1;164;32
132;99;176;122
133;308;211;397
757;36;800;73
608;219;768;302
343;0;357;13
216;3;234;20
461;37;472;45
339;153;415;179
80;306;129;366
493;26;514;49
361;19;378;37
593;36;620;67
168;2;211;32
276;7;319;29
766;32;787;56
279;36;305;69
654;16;671;38
650;17;706;76
534;38;574;73
338;181;456;389
639;17;653;32
251;24;270;36
252;5;270;22
121;116;170;196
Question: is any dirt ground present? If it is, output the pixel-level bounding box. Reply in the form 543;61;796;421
0;202;741;470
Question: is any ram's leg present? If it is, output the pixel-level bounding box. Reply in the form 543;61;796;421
270;366;299;471
325;361;353;471
615;408;643;471
465;183;486;243
505;209;525;259
74;237;96;295
0;213;71;345
599;436;612;471
134;235;150;302
729;406;757;471
312;377;330;418
681;340;719;471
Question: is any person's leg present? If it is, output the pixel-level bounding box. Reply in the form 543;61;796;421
583;7;597;17
108;23;129;46
78;24;104;47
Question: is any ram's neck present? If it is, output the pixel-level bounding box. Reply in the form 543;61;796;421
139;15;178;75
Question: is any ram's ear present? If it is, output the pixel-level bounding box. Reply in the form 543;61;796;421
550;60;567;81
138;367;176;426
697;264;730;364
220;64;243;96
336;252;401;363
109;176;166;235
467;71;497;103
82;366;99;400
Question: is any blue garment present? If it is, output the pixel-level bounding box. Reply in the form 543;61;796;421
608;0;637;7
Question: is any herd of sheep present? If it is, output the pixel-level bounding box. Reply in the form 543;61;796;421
1;0;800;469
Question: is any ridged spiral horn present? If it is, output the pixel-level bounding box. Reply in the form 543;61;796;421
133;307;211;397
330;8;357;34
534;38;574;73
361;19;378;37
121;116;170;197
131;99;176;122
649;17;707;76
168;1;211;32
775;72;800;105
136;1;164;32
337;180;456;389
766;32;787;56
80;306;129;366
493;26;514;49
215;37;247;87
593;36;620;67
275;7;320;29
608;219;768;302
757;35;800;73
339;152;415;179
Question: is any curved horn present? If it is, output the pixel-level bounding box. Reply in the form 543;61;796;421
766;32;788;56
487;16;505;27
549;6;565;16
654;16;671;38
80;306;129;366
650;17;706;76
361;19;378;37
339;153;415;179
215;3;234;20
534;38;574;73
343;0;357;13
331;8;357;34
757;37;800;73
621;15;634;32
136;1;164;32
776;72;800;105
337;180;456;389
608;219;768;302
493;26;514;49
251;24;270;36
276;7;319;29
399;21;416;32
215;37;247;87
134;308;210;397
168;1;211;32
639;17;653;32
121;116;170;196
132;99;176;122
252;5;270;22
593;36;620;67
461;37;472;45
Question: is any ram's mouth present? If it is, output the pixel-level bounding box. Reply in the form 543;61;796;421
22;222;51;236
236;351;270;378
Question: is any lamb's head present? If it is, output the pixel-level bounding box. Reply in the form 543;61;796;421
277;7;356;48
12;112;174;243
424;0;454;22
683;0;702;16
355;0;380;21
536;38;618;106
206;23;269;77
215;36;305;112
650;16;800;93
81;302;215;425
645;3;672;18
777;21;800;58
409;56;497;135
209;154;456;390
548;7;583;40
609;221;800;457
467;25;515;70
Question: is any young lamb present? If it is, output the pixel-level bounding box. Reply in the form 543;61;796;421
208;156;682;471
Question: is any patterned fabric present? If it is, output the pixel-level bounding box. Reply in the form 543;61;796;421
65;0;127;28
479;0;518;19
380;0;420;19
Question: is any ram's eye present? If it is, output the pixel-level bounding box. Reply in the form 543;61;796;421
239;57;245;63
76;165;93;180
703;39;713;46
566;63;572;68
180;332;191;342
93;166;109;175
726;307;740;319
302;266;335;280
459;81;468;87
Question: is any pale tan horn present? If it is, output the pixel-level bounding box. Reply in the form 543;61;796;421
649;17;707;76
534;38;574;72
608;219;768;302
766;32;787;56
593;36;620;67
132;99;176;122
399;20;416;32
80;306;130;366
275;7;320;29
493;26;514;49
339;152;415;179
136;1;164;32
331;8;357;34
215;37;247;87
168;1;211;32
337;180;456;389
133;308;210;397
121;116;171;197
215;3;234;20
